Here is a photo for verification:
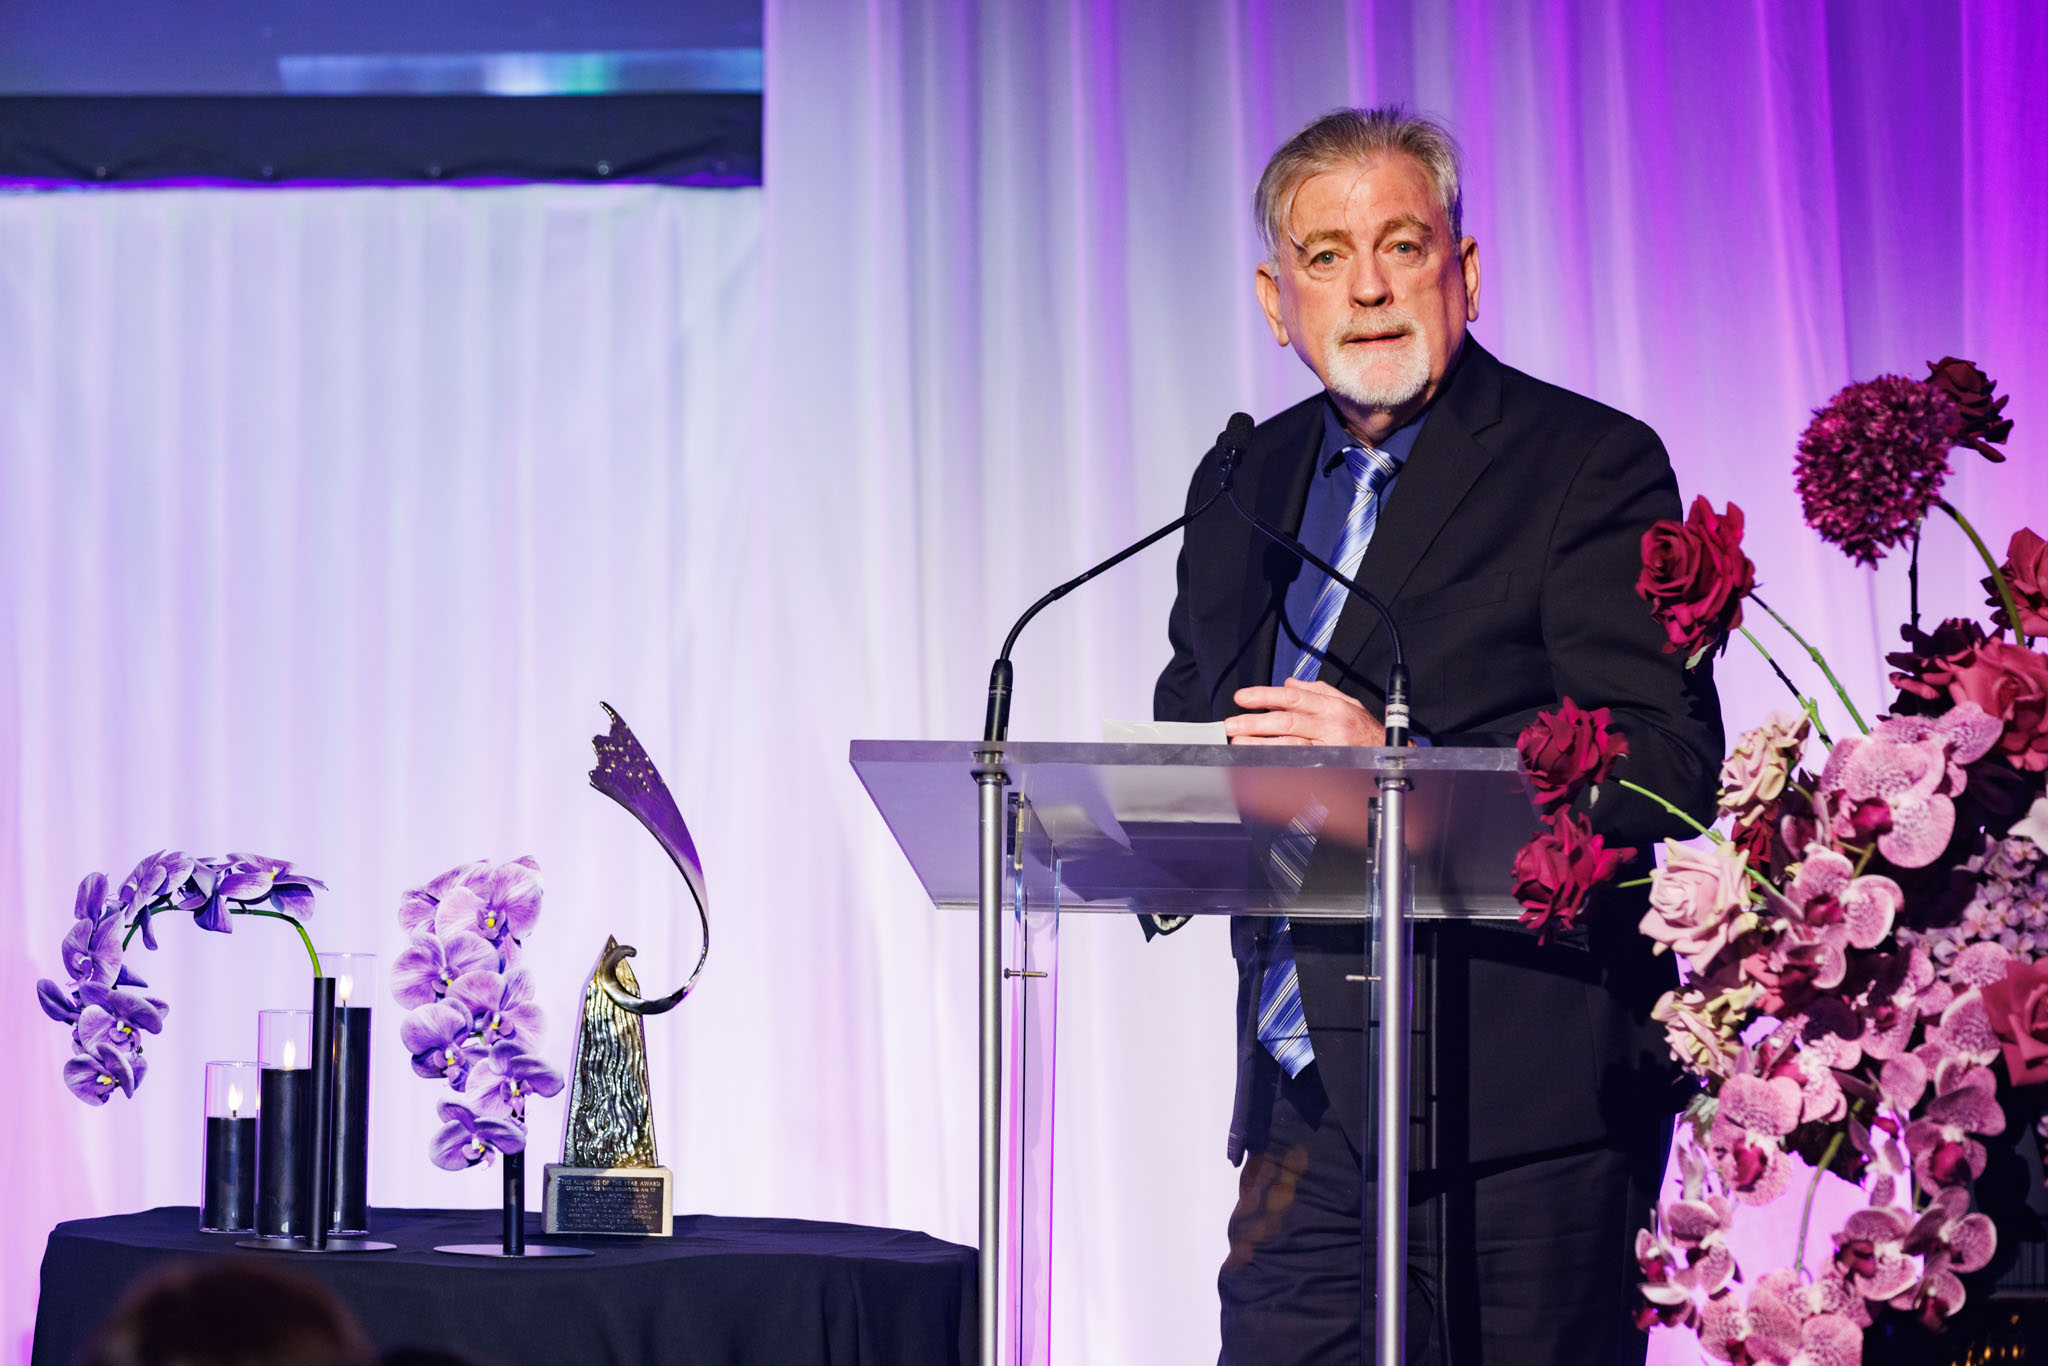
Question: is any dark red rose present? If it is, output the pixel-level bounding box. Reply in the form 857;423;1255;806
1511;809;1631;943
1887;617;1989;712
1927;356;2014;462
1985;527;2048;636
1516;698;1630;812
1636;497;1757;663
1982;958;2048;1086
1945;638;2048;771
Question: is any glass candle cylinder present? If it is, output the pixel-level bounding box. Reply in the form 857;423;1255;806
200;1061;259;1232
325;953;377;1235
256;1009;312;1238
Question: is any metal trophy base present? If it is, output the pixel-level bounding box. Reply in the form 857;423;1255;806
435;1242;593;1258
235;1235;396;1253
543;1163;673;1236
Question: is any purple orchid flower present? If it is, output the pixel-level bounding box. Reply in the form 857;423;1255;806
63;1042;144;1104
73;871;112;923
430;1098;525;1170
400;1001;486;1086
390;929;499;1009
192;854;327;933
75;983;168;1052
36;979;81;1024
448;968;542;1048
60;912;122;987
472;1041;565;1120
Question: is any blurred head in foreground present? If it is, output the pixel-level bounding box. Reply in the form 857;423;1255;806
83;1259;374;1366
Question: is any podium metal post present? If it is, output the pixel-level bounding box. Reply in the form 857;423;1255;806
973;746;1008;1366
1373;772;1410;1366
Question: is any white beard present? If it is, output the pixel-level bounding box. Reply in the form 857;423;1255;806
1322;322;1430;413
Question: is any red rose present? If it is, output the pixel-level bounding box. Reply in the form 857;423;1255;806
1636;497;1757;663
1982;958;2048;1086
1511;809;1632;943
1517;698;1630;812
1946;638;2048;771
1985;527;2048;637
1927;356;2014;463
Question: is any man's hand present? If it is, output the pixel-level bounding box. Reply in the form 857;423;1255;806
1224;677;1387;746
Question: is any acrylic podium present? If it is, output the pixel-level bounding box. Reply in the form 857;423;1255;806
849;740;1540;1366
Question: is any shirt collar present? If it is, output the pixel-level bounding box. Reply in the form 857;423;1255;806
1316;394;1430;475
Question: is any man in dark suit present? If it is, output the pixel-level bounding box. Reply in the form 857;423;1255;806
1153;108;1722;1365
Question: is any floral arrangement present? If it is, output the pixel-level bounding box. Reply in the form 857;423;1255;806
34;853;326;1104
392;857;563;1170
1509;358;2040;1359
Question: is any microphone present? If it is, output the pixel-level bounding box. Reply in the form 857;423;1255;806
1214;410;1411;748
981;418;1241;744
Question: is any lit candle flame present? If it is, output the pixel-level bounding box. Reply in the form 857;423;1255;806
335;974;354;1004
282;1039;297;1070
227;1083;243;1118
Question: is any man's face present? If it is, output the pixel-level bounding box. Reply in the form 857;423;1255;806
1255;154;1481;441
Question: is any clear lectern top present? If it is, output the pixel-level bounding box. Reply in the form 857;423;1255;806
849;740;1539;919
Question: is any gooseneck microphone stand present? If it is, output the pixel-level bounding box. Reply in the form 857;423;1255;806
1215;416;1415;1366
971;434;1230;1366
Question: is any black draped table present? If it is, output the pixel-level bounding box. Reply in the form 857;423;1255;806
33;1207;976;1366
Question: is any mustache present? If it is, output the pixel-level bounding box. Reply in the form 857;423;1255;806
1333;311;1417;343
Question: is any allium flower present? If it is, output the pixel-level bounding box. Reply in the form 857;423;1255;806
1795;374;1960;566
1515;698;1629;812
429;1098;526;1170
1718;711;1809;827
1641;840;1755;973
471;1041;565;1121
1926;356;2013;463
1510;809;1631;943
390;929;499;1009
1636;496;1757;661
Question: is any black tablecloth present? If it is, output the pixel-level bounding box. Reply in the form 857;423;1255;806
33;1207;976;1366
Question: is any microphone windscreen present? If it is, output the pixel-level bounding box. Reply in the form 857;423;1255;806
1222;411;1255;452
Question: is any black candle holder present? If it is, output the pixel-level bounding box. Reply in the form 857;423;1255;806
199;1061;258;1232
239;975;394;1254
435;1152;590;1259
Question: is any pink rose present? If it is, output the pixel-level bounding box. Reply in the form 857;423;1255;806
1641;839;1753;973
1718;710;1809;827
1516;697;1629;812
1981;958;2048;1087
1986;527;2048;636
1947;638;2048;771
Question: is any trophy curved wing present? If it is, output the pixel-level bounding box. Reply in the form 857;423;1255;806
587;702;709;1015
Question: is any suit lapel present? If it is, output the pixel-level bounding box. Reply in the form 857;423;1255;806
1318;341;1505;692
1229;405;1324;700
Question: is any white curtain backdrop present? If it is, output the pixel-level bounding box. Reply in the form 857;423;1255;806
5;3;2047;1364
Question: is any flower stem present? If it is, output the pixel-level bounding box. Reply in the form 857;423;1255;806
1908;520;1923;638
1613;780;1775;894
1937;499;2029;647
1792;1129;1847;1279
1751;594;1869;735
119;900;322;976
1736;625;1834;747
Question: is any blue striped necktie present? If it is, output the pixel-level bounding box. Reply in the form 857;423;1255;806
1256;443;1403;1077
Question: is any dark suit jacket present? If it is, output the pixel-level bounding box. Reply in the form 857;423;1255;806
1154;339;1723;1167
